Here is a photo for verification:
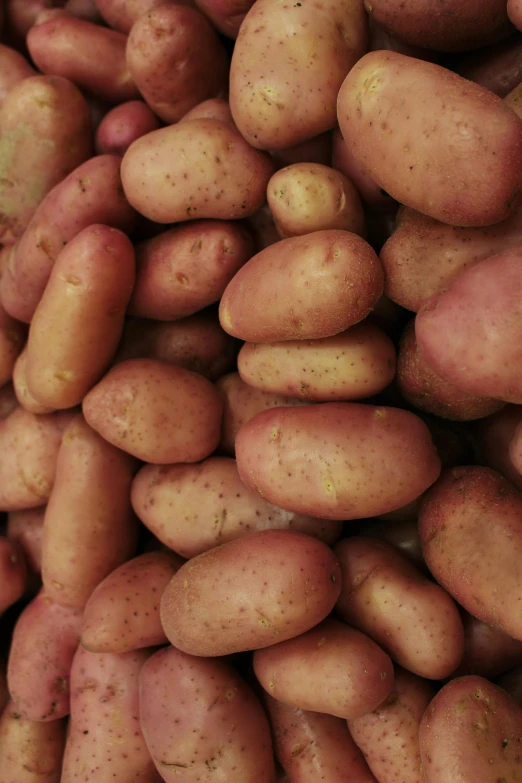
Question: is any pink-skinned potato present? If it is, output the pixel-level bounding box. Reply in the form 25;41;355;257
253;618;394;720
331;126;396;212
0;702;66;783
94;0;194;33
193;0;254;38
81;551;184;653
453;612;522;679
95;101;161;157
7;506;45;573
510;0;522;30
219;230;384;342
131;457;342;558
455;35;522;98
419;676;522;783
0;44;36;107
474;405;522;491
82;358;223;464
139;646;275;783
337;51;522;227
235;403;441;520
7;590;82;721
179;96;234;125
160;529;341;656
13;346;54;415
0;537;27;614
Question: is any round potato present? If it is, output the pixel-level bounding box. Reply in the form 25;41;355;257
95;100;161;157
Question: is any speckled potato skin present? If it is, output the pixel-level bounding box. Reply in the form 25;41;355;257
238;322;396;401
0;703;66;783
83;358;223;464
7;506;45;573
453;612;522;679
229;0;367;150
0;536;27;614
61;647;160;783
337;51;522;227
219;230;384;342
253;618;394;720
235;403;441;520
265;695;378;783
419;676;522;783
419;466;522;641
348;668;435;783
7;590;82;721
131;457;342;558
81;551;183;654
334;536;464;679
160;529;341;656
121;119;275;223
139;646;275;783
0;44;35;107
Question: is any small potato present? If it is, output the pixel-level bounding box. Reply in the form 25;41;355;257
179;97;234;125
332;127;396;211
475;405;522;491
129;220;253;320
160;529;341;656
83;358;223;464
7;506;45;573
13;347;54;415
131;457;342;558
140;646;275;783
253;618;394;720
267;163;365;238
0;537;27;614
7;590;82;721
121;119;275;223
454;612;522;679
0;703;66;783
95;100;161;157
235;403;441;520
0;44;36;107
219;230;384;342
349;668;435;783
237;322;396;401
334;537;464;679
419;676;522;783
0;295;26;389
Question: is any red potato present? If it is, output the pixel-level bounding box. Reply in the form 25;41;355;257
368;20;441;62
253;618;394;720
337;52;522;227
139;646;275;783
510;0;522;31
83;358;223;464
131;457;342;558
509;420;522;476
219;230;384;342
160;529;341;656
235;403;441;520
348;668;435;783
5;0;66;42
193;0;254;38
271;131;333;169
419;676;522;783
474;405;522;491
179;97;234;125
94;0;192;32
121;118;275;224
7;507;45;573
0;295;25;390
13;347;54;415
454;35;522;98
0;703;66;783
332;127;396;212
454;612;522;679
7;590;82;721
0;537;27;614
95;101;161;157
0;45;36;107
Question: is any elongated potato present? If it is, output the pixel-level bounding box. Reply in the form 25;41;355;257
140;646;275;783
0;703;66;783
0;537;27;614
13;347;54;415
454;612;522;678
337;51;522;227
95;100;161;157
7;506;45;573
510;0;522;30
160;529;341;656
236;403;441;520
0;44;36;107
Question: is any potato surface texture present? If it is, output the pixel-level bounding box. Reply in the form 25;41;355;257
0;703;66;783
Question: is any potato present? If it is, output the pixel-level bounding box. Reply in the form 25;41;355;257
41;414;137;609
129;221;253;320
419;676;522;782
1;154;136;324
0;661;7;715
7;506;45;573
334;536;464;679
132;457;342;558
13;346;54;415
121;118;275;223
267;163;365;238
454;36;522;98
126;5;228;123
415;249;522;403
474;405;522;491
160;529;341;656
0;382;17;419
0;75;92;245
235;403;441;520
0;703;66;783
193;0;254;38
510;0;522;30
271;131;333;169
246;203;282;252
65;0;103;22
139;646;275;783
83;358;223;464
219;230;384;342
0;44;36;107
94;0;190;32
0;295;25;390
337;51;522;227
253;618;394;720
229;0;368;150
237;322;396;401
0;537;27;614
368;20;442;62
454;612;522;679
348;668;435;783
95;100;161;157
331;126;396;211
5;0;65;44
7;590;82;721
179;97;234;125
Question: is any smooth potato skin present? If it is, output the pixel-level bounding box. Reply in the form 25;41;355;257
180;97;234;124
0;44;35;107
253;618;394;720
331;127;395;211
160;529;341;656
454;613;522;678
95;101;161;157
0;536;27;614
510;0;522;31
0;703;66;783
235;403;441;520
455;36;522;98
193;0;254;38
94;0;191;32
337;51;522;227
139;646;275;783
7;506;45;573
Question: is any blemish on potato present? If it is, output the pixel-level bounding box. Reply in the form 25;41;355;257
65;275;81;286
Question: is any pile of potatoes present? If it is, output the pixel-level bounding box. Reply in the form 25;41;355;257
4;0;522;781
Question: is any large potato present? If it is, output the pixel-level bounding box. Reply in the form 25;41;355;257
0;702;66;783
160;529;341;656
0;537;27;614
337;52;522;227
0;44;35;107
235;403;441;520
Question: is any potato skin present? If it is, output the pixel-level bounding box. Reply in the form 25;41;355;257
475;405;522;491
0;44;35;107
454;612;522;679
160;529;341;656
332;126;395;211
13;346;54;415
83;358;223;464
254;618;394;720
7;506;45;573
235;403;441;520
193;0;254;38
510;0;522;31
95;0;191;32
219;230;384;342
180;96;234;125
0;294;25;389
139;646;275;783
95;100;161;157
0;703;66;783
0;537;27;614
337;51;522;227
